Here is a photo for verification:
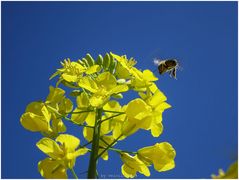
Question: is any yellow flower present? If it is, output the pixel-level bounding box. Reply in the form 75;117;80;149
111;52;157;91
20;86;72;137
46;86;73;116
120;153;150;178
137;142;176;172
110;52;137;79
137;84;171;137
50;59;86;83
20;101;52;133
50;58;100;83
71;92;95;125
113;85;170;138
102;101;127;140
122;98;152;136
78;72;128;107
130;69;158;92
37;134;89;179
211;161;238;179
38;158;67;179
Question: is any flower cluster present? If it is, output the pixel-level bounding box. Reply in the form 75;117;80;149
20;52;176;179
211;161;238;179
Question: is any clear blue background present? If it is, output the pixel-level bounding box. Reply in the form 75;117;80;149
2;2;238;179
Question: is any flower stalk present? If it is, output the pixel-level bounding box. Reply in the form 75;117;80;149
87;108;102;178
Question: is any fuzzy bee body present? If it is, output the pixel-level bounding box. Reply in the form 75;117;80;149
154;59;179;79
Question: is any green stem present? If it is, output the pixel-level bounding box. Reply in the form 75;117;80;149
99;138;137;155
70;168;78;179
70;110;93;114
103;110;125;114
63;117;94;128
80;140;93;148
96;134;123;159
87;108;102;179
102;146;137;155
99;113;124;124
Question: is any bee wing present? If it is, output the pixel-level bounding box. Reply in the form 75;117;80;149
153;59;161;65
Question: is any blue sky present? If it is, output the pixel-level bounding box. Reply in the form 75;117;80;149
2;1;238;179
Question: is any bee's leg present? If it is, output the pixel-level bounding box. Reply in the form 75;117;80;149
172;68;177;79
169;70;173;77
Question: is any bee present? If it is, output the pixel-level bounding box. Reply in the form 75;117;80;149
154;58;180;79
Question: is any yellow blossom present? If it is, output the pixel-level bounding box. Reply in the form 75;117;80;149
71;92;95;125
50;58;100;83
78;72;128;107
46;86;73;116
110;52;137;79
20;86;72;137
211;161;238;179
37;134;88;179
144;88;171;137
120;152;150;178
122;98;152;136
137;142;176;172
111;52;157;91
102;101;127;140
130;69;158;92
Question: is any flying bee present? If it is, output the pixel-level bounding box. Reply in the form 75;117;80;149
154;58;180;79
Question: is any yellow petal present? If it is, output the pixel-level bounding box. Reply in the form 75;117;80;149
115;63;131;79
121;164;136;178
103;100;121;112
78;77;98;93
83;127;93;142
85;111;96;126
148;89;167;108
25;101;44;115
20;112;50;132
66;147;89;159
100;118;111;135
150;123;163;137
98;149;109;161
51;116;66;134
36;137;63;159
56;134;80;152
143;69;158;81
38;158;67;179
110;84;129;95
155;102;171;112
96;72;117;90
62;73;78;83
86;65;101;74
149;83;158;93
76;92;89;108
58;98;73;114
46;86;65;104
41;105;51;122
120;153;150;178
126;99;150;119
89;94;109;108
138;142;176;172
71;108;89;124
